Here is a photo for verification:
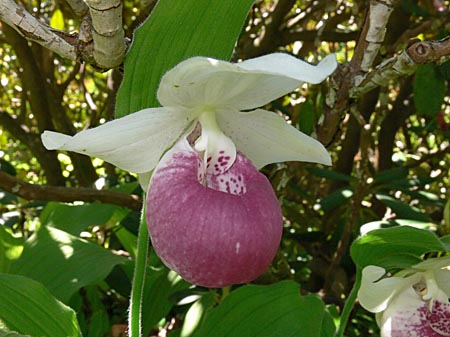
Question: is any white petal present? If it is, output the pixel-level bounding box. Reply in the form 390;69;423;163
158;54;337;110
194;111;236;175
358;266;420;313
41;107;197;173
216;108;331;168
378;286;427;337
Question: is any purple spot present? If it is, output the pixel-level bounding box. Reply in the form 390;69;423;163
219;150;225;154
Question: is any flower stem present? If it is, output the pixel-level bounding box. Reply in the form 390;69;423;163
334;267;362;337
128;205;149;337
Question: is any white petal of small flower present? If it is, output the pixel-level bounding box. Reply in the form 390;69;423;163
358;265;421;313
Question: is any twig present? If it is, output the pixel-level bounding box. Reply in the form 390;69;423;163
351;36;450;97
84;0;127;68
359;0;395;72
0;171;142;211
65;0;89;17
0;0;77;60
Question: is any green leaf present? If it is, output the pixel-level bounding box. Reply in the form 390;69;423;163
40;201;129;235
141;256;191;335
0;226;24;273
180;292;216;337
306;166;352;182
319;187;353;212
413;64;446;117
297;100;315;135
375;194;431;222
192;281;335;337
115;0;255;116
0;273;81;337
10;226;125;303
50;9;65;30
0;329;30;337
360;219;436;234
351;226;448;270
374;167;408;184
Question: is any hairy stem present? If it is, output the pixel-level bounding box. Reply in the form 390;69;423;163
128;204;149;337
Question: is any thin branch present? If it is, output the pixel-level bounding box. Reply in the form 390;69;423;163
0;0;77;60
351;36;450;97
65;0;89;17
0;171;142;211
359;0;395;72
84;0;127;68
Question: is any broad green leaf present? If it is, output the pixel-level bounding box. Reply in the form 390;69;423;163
40;201;129;235
373;167;408;184
351;226;448;270
413;64;446;117
0;330;29;337
180;292;215;337
0;226;24;273
116;251;190;336
307;166;352;182
360;219;436;235
114;225;138;258
115;0;255;116
141;257;191;335
192;281;335;337
10;226;125;303
0;273;81;337
375;194;431;222
84;286;110;337
319;187;353;212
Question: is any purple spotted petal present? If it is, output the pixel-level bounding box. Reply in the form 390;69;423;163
147;148;283;288
429;300;450;335
380;287;450;337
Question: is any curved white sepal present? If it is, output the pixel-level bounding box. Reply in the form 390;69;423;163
358;266;420;313
158;54;338;110
217;108;331;168
41;107;197;174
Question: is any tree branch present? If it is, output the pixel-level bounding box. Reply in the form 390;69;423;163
351;36;450;97
0;0;77;60
84;0;127;68
0;171;142;211
65;0;89;17
0;0;129;70
0;110;66;186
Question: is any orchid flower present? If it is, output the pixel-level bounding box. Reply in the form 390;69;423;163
41;53;337;287
358;257;450;337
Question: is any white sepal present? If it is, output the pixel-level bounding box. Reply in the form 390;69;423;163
217;108;331;168
41;107;197;174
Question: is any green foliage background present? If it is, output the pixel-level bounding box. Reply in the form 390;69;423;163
1;0;450;336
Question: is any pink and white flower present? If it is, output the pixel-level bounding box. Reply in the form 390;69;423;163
41;53;337;287
358;257;450;337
